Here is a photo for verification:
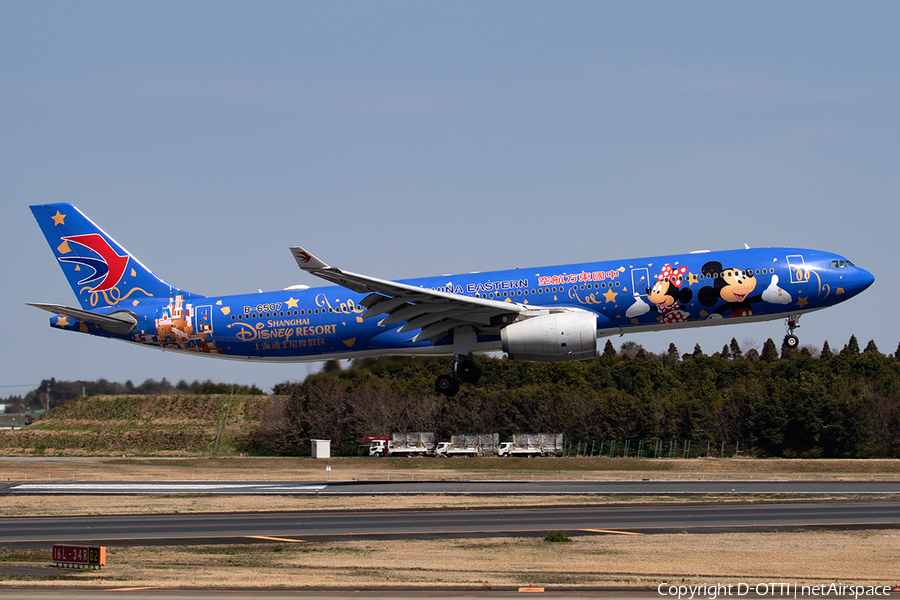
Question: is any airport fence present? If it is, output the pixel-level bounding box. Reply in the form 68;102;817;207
562;439;743;459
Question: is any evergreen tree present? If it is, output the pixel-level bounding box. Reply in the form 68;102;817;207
863;340;880;354
603;339;617;357
760;338;779;362
721;344;731;360
842;335;860;355
821;340;833;360
666;342;680;362
729;338;743;360
692;343;703;357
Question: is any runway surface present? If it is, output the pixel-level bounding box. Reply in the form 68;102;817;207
2;498;899;548
3;478;899;495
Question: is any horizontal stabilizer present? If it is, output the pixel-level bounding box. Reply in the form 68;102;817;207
28;303;138;335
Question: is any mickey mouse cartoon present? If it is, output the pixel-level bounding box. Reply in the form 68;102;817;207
698;261;762;318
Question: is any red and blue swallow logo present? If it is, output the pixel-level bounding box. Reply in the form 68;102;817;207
58;234;129;292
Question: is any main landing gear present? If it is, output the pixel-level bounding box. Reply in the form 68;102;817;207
435;355;482;397
784;314;801;349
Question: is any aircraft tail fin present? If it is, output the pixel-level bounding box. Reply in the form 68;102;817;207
30;203;195;310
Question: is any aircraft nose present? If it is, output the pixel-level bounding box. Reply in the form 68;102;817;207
859;269;875;291
850;266;875;294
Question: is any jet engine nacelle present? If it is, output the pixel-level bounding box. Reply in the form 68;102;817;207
500;311;598;362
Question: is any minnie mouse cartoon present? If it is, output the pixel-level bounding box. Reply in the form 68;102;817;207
625;263;693;322
648;264;693;323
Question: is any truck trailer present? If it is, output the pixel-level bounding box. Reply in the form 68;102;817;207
497;433;564;457
368;432;436;457
434;433;500;457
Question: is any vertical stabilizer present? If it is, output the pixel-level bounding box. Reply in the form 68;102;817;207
30;203;197;310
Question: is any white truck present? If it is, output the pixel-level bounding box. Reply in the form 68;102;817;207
367;432;436;457
497;433;564;457
434;433;500;457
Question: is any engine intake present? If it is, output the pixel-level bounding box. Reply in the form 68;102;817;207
500;311;598;362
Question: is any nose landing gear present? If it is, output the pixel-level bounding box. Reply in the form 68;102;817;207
434;355;482;397
784;314;801;349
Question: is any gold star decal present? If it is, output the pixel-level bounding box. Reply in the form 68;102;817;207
55;315;70;327
51;211;66;225
603;289;618;303
286;297;299;309
688;272;699;286
796;297;809;308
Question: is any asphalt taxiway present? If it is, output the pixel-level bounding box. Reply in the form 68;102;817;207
1;498;899;548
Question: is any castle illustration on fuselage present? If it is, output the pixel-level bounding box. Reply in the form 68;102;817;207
153;293;221;354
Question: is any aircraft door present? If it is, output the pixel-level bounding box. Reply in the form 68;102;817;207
631;268;650;296
786;255;810;284
195;305;213;334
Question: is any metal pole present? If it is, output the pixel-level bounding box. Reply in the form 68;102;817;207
212;387;234;458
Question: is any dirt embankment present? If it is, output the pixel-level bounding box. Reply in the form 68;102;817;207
0;394;272;456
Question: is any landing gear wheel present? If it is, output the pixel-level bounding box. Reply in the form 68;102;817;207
457;359;481;384
435;374;459;397
784;314;801;345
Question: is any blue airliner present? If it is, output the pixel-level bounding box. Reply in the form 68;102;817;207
30;203;875;396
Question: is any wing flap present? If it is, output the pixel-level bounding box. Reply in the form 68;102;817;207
289;246;526;345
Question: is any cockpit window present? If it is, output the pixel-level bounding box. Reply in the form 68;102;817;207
831;259;856;268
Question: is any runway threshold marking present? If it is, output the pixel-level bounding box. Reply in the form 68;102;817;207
245;535;306;543
580;528;644;535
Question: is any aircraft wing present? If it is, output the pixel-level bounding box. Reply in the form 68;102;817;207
28;303;138;335
290;247;526;344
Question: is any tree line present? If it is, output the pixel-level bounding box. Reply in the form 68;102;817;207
7;335;900;459
2;378;265;413
243;335;900;458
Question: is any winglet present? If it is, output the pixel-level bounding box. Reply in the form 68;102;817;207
290;246;330;271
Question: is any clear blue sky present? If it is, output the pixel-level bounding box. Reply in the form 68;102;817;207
2;2;898;394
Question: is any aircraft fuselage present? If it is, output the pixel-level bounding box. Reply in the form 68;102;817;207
46;246;873;362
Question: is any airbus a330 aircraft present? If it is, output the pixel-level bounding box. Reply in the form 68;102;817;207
30;203;875;396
